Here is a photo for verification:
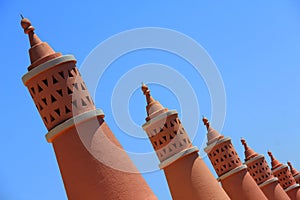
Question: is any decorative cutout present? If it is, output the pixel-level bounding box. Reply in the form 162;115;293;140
56;89;63;97
52;76;58;84
274;167;296;189
51;95;57;103
68;69;74;77
72;100;77;108
54;108;60;116
81;83;86;90
247;158;272;184
50;114;55;122
27;63;95;130
43;117;48;124
67;87;73;95
30;87;35;95
65;106;71;114
81;99;87;106
42;98;47;105
38;84;43;93
208;140;242;176
42;79;48;86
58;71;64;79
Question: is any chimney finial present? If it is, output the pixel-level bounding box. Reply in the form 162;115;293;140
202;116;210;130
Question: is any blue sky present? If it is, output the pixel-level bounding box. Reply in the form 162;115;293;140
1;1;300;199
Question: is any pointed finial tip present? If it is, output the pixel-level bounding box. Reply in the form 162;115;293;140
202;116;210;130
20;14;24;19
287;161;292;167
241;138;249;150
268;151;274;160
141;83;149;95
241;138;246;145
20;16;35;34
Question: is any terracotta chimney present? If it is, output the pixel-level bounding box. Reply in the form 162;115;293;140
203;118;267;200
241;138;290;199
268;151;300;200
288;162;300;184
21;17;157;200
141;84;229;200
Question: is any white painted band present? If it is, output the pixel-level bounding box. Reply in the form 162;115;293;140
294;174;300;180
258;177;278;188
272;165;287;174
142;110;178;130
22;55;76;84
285;184;300;192
204;137;231;153
244;154;264;165
45;109;104;143
159;146;199;169
217;165;247;182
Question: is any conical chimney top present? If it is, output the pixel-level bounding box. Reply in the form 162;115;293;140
288;161;300;177
20;16;61;70
202;116;223;146
267;151;283;170
141;83;168;121
241;138;258;161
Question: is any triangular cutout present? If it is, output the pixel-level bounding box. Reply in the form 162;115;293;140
42;98;47;105
54;108;60;116
42;79;48;87
67;87;73;95
37;84;43;93
38;103;43;111
51;95;57;103
170;121;174;127
68;69;74;77
30;87;35;95
162;135;167;141
73;83;79;90
50;114;55;122
81;99;87;106
65;106;71;114
81;83;86;90
86;96;91;103
43;117;48;124
72;100;77;108
52;76;58;84
56;89;63;97
58;71;65;79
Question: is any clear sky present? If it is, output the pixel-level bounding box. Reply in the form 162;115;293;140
1;1;300;199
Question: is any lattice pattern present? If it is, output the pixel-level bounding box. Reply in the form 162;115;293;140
146;114;191;162
26;61;95;130
247;157;272;185
273;167;296;189
208;140;242;176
